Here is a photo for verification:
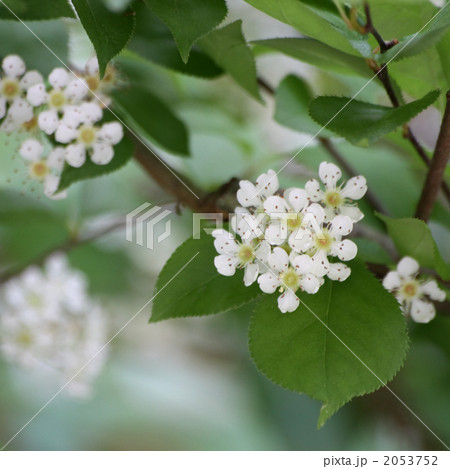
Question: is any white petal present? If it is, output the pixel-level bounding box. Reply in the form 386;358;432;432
91;143;114;165
341;176;367;200
286;188;307;213
258;273;280;294
55;123;77;143
420;280;446;302
277;290;299;313
410;298;436;323
331;239;357;261
19;139;43;161
47;147;66;172
244;263;259;286
327;263;351;282
98;121;123;144
213;232;239;255
0;117;18;133
8;98;33;124
304;203;325;225
236;180;259;207
288;229;313;253
305;178;322;202
300;273;321;294
44;174;67;200
265;222;288;246
64;78;88;101
0;97;5;119
49;67;70;89
292;254;313;275
254;240;271;263
85;57;99;75
255;169;279;198
2;55;25;77
268;247;289;273
65;143;86;167
311;250;330;277
79;102;103;124
339;204;364;222
62;105;84;127
382;271;402;291
397;257;419;278
329;214;353;237
20;71;43;90
214;254;238;276
38;109;59;135
319;161;342;188
264;195;287;215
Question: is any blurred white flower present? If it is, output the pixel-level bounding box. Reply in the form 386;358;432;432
382;256;446;323
0;254;109;397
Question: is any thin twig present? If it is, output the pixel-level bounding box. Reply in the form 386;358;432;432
363;2;399;52
415;91;450;221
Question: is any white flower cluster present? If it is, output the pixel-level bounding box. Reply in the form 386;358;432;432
1;55;123;199
212;162;368;313
0;254;108;397
383;256;446;323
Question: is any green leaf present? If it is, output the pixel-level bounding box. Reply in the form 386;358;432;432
58;135;134;192
253;38;372;78
0;0;75;20
71;0;136;77
198;20;262;101
144;0;227;63
111;87;189;156
309;90;440;146
274;74;333;137
151;234;262;323
244;0;364;57
128;2;223;78
437;30;450;89
378;215;450;281
249;261;409;427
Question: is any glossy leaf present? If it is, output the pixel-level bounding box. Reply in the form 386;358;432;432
249;261;409;427
72;0;136;77
144;0;227;63
378;215;450;280
198;21;262;101
58;136;134;191
309;90;440;146
150;234;262;323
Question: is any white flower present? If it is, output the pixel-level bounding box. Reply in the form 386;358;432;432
236;169;279;209
18;139;67;200
55;103;123;167
212;228;270;286
305;162;367;222
0;254;109;397
382;256;446;323
288;214;356;277
27;68;88;135
258;247;323;313
83;56;116;106
0;55;43;131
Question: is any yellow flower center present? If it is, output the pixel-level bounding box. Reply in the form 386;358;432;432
238;245;254;264
287;213;302;230
29;161;49;180
325;190;342;208
17;329;33;347
2;79;19;99
86;75;100;91
79;126;97;146
281;269;299;291
401;281;419;300
22;116;38;131
314;229;333;252
49;90;66;109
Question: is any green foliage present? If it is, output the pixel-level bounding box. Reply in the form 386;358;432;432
58;136;134;192
144;0;227;63
150;234;262;323
111;87;190;156
0;0;75;20
274;74;332;137
309;90;440;146
378;215;450;280
129;2;223;78
72;0;136;77
254;38;372;78
198;21;262;101
249;262;409;427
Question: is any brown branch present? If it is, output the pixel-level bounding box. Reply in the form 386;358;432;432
415;91;450;221
364;2;450;205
